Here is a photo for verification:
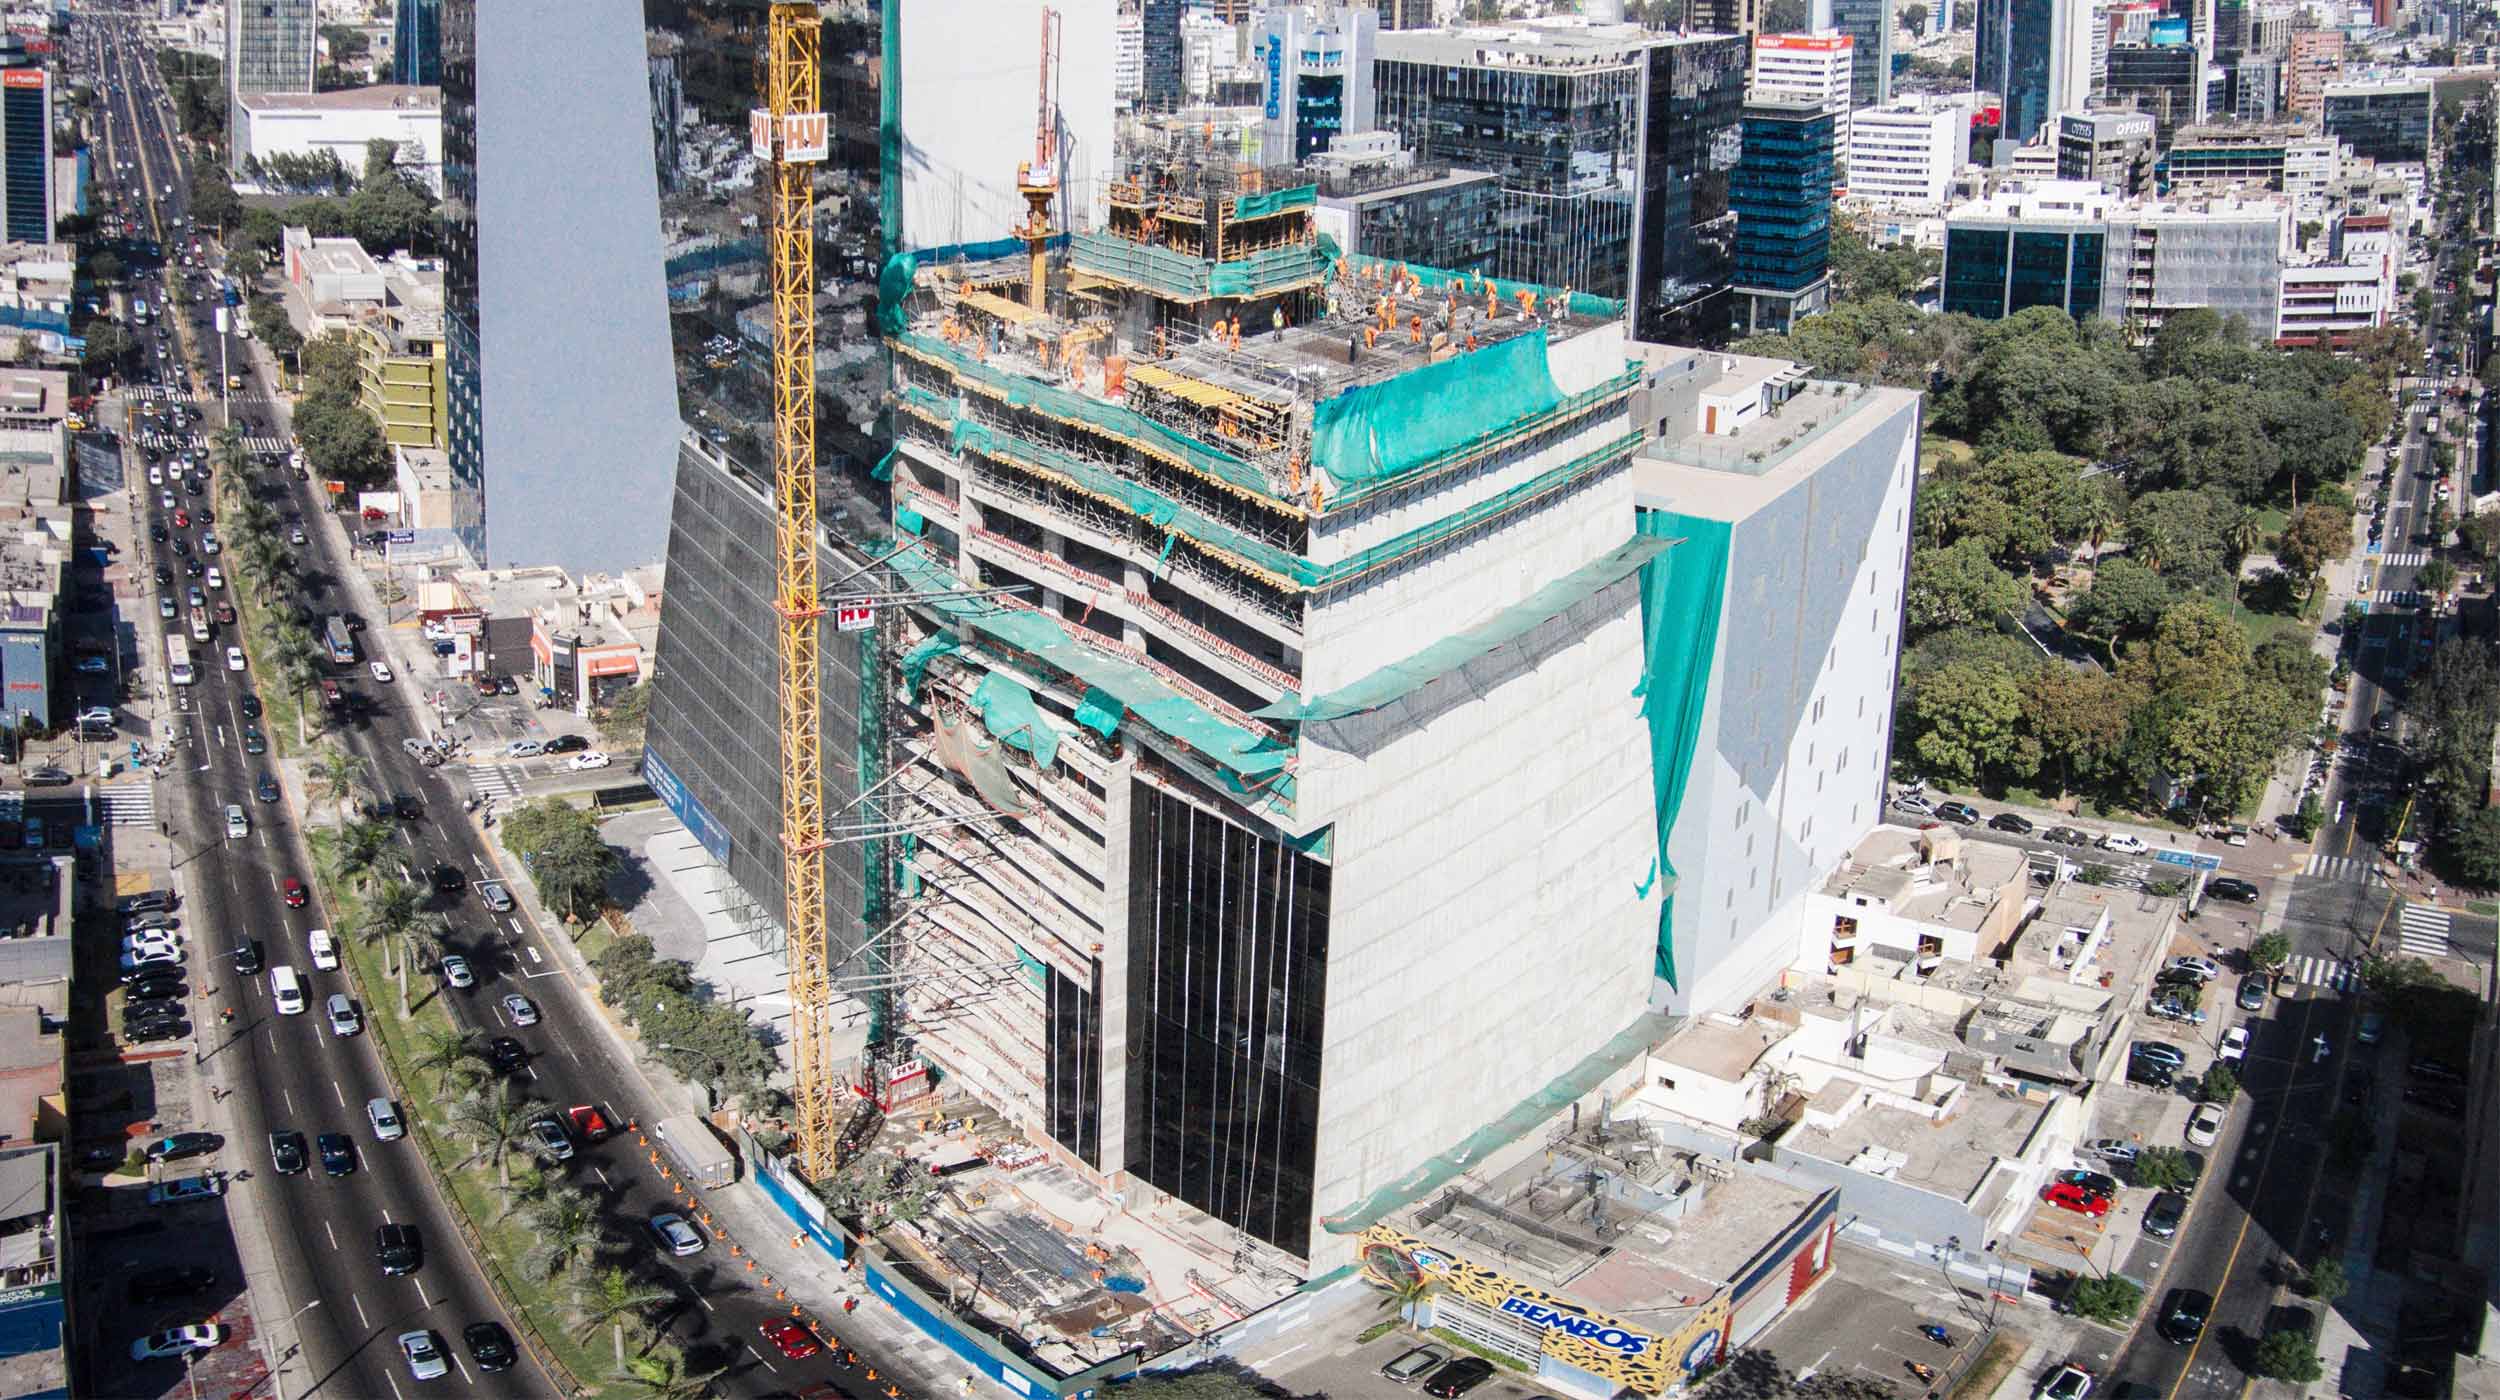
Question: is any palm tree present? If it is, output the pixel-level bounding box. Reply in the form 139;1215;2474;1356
449;1080;547;1191
310;746;367;820
520;1185;610;1281
1377;1272;1440;1324
410;1027;485;1097
361;880;424;981
571;1266;673;1365
239;535;292;603
2224;508;2264;567
615;1348;712;1400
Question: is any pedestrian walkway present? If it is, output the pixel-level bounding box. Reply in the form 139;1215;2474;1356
96;781;154;826
2302;853;2388;883
2375;588;2424;606
133;429;287;455
461;764;526;801
2377;551;2431;567
2285;954;2360;992
2398;903;2452;959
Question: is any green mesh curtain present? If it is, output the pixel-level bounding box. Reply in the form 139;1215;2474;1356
1634;511;1730;990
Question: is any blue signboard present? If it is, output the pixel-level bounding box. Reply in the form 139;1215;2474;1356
1264;35;1283;119
643;747;731;865
2152;849;2222;871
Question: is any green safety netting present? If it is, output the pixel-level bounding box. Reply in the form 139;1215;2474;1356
877;235;1071;335
1311;331;1563;489
896;507;926;536
972;671;1061;770
1254;535;1671;723
878;0;900;253
1017;945;1050;990
1319;1011;1674;1235
1632;511;1730;991
899;633;958;701
898;833;922;897
1073;686;1125;739
1231;183;1317;220
871;445;898;482
888;542;1296;800
1069;231;1329;303
1346;252;1628;320
899;383;959;419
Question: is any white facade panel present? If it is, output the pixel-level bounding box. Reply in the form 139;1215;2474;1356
897;0;1118;250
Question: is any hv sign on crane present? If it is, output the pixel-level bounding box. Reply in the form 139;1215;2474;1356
750;109;829;163
835;599;875;632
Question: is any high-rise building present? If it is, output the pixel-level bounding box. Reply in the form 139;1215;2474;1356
434;1;679;571
1730;98;1836;333
226;0;315;166
2103;39;2208;144
1252;3;1375;164
1141;0;1183;109
0;62;49;246
2225;52;2279;119
1374;0;1433;24
2055;110;2156;196
1688;0;1763;36
1974;0;2099;146
2283;29;2342;119
392;0;439;86
1845;93;1976;208
2323;77;2435;166
1374;20;1748;342
1115;11;1144;106
1831;0;1894;106
1751;34;1856;160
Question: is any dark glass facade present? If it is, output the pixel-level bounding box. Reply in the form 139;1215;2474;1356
1941;227;2009;318
1730;104;1833;295
1336;168;1502;277
1047;966;1101;1168
2323;86;2434;165
1974;0;2056;145
2105;43;2204;146
0;68;47;246
439;0;484;562
1942;224;2104;320
1636;36;1748;343
1141;0;1182;109
1125;784;1331;1260
1292;73;1343;163
1830;0;1892;106
393;0;441;86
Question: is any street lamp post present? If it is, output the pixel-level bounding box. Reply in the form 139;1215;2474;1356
255;1296;324;1400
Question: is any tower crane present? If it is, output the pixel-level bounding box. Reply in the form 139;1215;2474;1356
1016;7;1062;312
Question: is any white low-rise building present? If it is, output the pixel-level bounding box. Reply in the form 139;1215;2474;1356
234;84;443;193
1845;93;1977;209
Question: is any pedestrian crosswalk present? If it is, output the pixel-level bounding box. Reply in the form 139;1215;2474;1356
126;387;286;412
2302;853;2389;883
2377;552;2430;568
97;781;154;826
133;431;287;455
464;764;526;800
2397;903;2452;959
2286;955;2361;992
2375;589;2424;607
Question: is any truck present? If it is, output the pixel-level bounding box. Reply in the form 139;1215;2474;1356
651;1114;735;1190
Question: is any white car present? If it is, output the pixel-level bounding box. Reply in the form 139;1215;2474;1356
2219;1027;2249;1064
398;1329;448;1381
131;1323;227;1361
308;928;338;971
204;566;223;590
649;1211;704;1256
565;751;612;772
147;464;162;485
224;646;244;672
439;953;474;989
2096;832;2149;855
2164;956;2224;983
501;993;538;1026
2033;1365;2093;1400
2186;1102;2225;1147
368;660;393;683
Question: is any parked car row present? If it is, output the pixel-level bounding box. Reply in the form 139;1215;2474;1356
1895;794;2154;854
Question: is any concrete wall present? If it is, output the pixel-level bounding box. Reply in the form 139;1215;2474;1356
896;0;1118;251
472;4;679;573
1656;393;1919;1018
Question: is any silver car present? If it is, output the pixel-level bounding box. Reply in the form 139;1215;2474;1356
648;1212;703;1257
1381;1345;1449;1384
366;1097;404;1141
398;1329;448;1381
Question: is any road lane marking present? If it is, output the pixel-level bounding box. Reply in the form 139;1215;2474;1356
415;1277;430;1308
746;1345;779;1374
323;1220;337;1251
332;1081;346;1109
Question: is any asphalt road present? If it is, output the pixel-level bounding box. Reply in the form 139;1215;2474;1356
82;18;878;1398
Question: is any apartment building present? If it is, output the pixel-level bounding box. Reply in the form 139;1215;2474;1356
1845;94;1975;209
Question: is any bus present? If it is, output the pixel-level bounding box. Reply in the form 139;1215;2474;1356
166;637;194;686
322;615;356;665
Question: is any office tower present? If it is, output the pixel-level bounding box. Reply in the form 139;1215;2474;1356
393;0;439;86
1944;180;2288;334
2055;110;2156;196
1752;33;1855;157
1374;0;1433;23
0;60;48;245
227;0;314;166
1730;98;1836;333
1689;0;1763;35
2324;78;2435;165
1312;138;1504;274
2104;40;2207;143
1374;22;1749;342
1253;3;1376;164
1975;0;2099;146
2226;53;2278;119
1831;0;1894;105
1142;0;1182;109
435;1;678;570
1943;180;2118;319
2283;29;2342;119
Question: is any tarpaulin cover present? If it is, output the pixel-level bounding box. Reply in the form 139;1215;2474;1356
896;507;927;536
1231;184;1318;220
887;542;1296;801
899;633;958;701
1309;331;1563;488
1254;535;1671;723
931;706;1031;816
1319;1011;1675;1235
971;671;1060;771
872;445;898;482
1016;945;1050;990
1073;686;1125;739
1633;511;1730;991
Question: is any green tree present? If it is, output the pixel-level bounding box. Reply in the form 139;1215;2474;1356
2199;1063;2239;1104
2066;1275;2143;1325
2449;807;2500;888
409;1029;486;1099
2070;557;2172;646
1378;1272;1441;1322
2419;557;2459;599
2306;1257;2349;1306
2457;509;2500;569
363;137;401;182
502;799;618;922
319;24;371;60
615;1349;713;1400
571;1265;672;1365
79;321;134;380
2253;1326;2324;1383
814;1149;940;1231
187;168;242;231
450;1080;548;1193
2274;504;2354;598
2027;668;2135;797
519;1185;611;1281
360;879;425;982
2131;1146;2195;1190
1906;538;2028;637
593;681;652;749
2251;932;2291;972
292;395;389;488
1907;658;2036;788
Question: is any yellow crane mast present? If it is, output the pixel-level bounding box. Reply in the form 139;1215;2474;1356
760;2;838;1178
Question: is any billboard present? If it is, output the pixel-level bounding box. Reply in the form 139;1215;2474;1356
644;746;732;866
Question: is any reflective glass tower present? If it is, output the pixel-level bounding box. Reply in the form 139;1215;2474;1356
393;0;441;86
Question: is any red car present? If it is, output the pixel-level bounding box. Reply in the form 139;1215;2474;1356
757;1319;820;1360
2039;1181;2111;1218
281;878;308;909
172;509;190;529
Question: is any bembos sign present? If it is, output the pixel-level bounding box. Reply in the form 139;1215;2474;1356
1497;1297;1653;1358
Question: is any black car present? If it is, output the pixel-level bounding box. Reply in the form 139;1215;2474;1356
232;939;264;975
2143;1190;2188;1239
2410;1056;2467;1085
1988;812;2036;835
376;1222;421;1276
255;774;279;803
317;1132;357;1176
1935;800;1981;825
463;1321;517;1373
238;694;260;720
142;1131;221;1164
543;734;591;754
152;566;171;587
394;793;422;821
242;727;265;755
125;1020;188;1045
2207;877;2261;904
2126;1060;2175;1089
124;974;186;1003
1421;1358;1495;1398
430;863;465;893
126;1265;217;1305
484;1036;527;1075
269;1129;308;1175
2157;1289;2211;1344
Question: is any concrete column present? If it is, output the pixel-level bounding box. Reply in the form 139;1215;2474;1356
1091;751;1136;1174
956;494;984;581
1121;563;1148;649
